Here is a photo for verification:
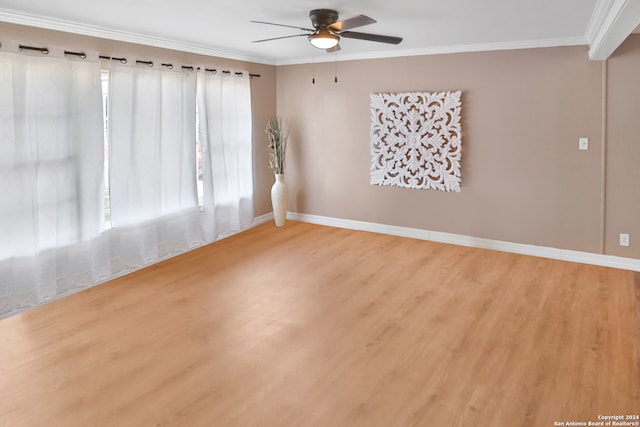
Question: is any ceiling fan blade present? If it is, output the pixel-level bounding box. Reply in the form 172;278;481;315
330;15;376;31
250;20;314;32
340;31;403;45
326;43;341;53
252;34;309;43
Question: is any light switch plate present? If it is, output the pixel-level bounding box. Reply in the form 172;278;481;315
620;233;630;247
579;137;589;150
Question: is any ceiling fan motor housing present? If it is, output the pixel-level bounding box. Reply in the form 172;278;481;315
309;9;339;28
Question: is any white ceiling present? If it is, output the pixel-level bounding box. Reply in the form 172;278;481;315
0;0;632;65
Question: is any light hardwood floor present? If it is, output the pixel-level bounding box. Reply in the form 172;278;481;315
0;221;638;426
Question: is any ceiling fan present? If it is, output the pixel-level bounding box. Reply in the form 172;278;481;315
251;9;403;52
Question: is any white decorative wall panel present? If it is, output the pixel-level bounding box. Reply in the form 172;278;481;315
370;91;462;192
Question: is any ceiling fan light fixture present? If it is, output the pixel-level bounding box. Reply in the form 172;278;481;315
308;31;339;49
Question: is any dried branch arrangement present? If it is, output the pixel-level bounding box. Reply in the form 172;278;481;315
266;116;288;174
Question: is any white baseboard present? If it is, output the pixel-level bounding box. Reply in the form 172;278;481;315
286;212;640;272
252;212;274;227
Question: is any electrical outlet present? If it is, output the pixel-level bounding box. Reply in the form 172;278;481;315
579;137;589;150
620;233;630;247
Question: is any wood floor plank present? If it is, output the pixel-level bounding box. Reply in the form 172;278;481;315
0;221;638;426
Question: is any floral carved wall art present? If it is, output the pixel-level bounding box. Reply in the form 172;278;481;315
370;91;462;192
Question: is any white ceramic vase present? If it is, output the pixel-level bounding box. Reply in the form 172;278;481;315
271;173;288;227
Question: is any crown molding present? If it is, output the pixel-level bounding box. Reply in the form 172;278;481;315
586;0;640;60
585;0;615;44
0;9;589;67
274;36;588;65
0;9;278;65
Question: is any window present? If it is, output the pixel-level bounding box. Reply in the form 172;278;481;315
99;67;205;228
1;53;253;318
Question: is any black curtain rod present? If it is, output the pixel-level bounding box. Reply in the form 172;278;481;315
14;44;260;78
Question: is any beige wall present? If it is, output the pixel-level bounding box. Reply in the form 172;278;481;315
4;21;640;259
0;22;277;217
606;34;640;258
277;46;607;254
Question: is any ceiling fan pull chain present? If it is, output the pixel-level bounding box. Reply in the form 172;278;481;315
312;53;316;84
334;52;338;83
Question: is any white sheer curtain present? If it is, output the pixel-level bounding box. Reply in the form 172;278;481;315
108;61;203;274
0;50;255;318
0;42;108;317
197;71;253;242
